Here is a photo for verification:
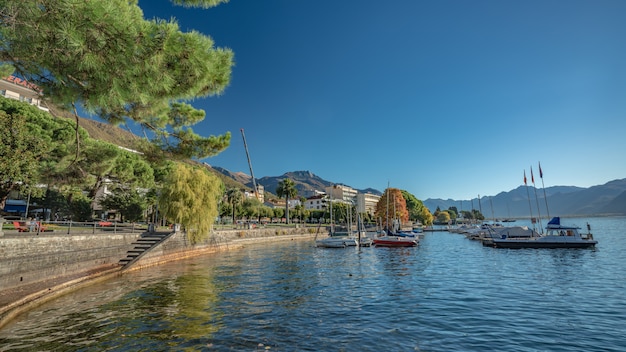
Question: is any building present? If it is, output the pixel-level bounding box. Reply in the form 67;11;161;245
325;184;358;205
356;193;381;216
304;195;326;211
0;75;49;112
300;188;325;198
244;184;265;203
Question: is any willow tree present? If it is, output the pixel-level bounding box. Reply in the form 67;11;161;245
276;178;297;224
0;0;233;160
158;163;224;244
374;188;409;231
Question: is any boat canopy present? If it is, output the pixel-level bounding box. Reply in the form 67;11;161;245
547;217;560;226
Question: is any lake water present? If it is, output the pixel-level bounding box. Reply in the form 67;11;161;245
1;216;625;351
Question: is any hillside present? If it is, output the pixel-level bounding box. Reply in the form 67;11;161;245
423;179;626;218
44;105;139;150
77;118;139;150
601;190;626;214
211;166;253;186
54;112;250;192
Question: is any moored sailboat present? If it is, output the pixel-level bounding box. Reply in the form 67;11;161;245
490;217;597;249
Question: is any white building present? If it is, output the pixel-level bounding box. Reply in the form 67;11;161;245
356;193;381;216
325;184;358;204
304;195;326;211
0;76;49;112
244;184;265;203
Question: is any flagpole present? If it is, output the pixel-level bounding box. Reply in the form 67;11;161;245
524;170;536;233
539;162;550;219
531;166;543;234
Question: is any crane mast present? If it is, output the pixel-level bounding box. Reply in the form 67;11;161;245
240;128;259;201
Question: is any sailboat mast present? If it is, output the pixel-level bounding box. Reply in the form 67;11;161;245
386;182;390;233
530;166;543;233
539;162;551;219
393;194;397;233
240;128;259;201
489;196;495;222
524;170;536;233
330;185;333;234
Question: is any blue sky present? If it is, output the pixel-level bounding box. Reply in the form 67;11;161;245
137;0;626;200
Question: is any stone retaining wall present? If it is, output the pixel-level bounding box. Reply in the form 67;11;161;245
0;226;327;290
130;226;324;270
0;233;141;290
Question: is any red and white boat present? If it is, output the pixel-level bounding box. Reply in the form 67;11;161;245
373;234;418;247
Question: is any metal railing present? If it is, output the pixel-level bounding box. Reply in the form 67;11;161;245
1;220;150;235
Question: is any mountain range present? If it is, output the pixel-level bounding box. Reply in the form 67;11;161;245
73;116;626;217
211;167;382;199
212;167;626;217
425;178;626;218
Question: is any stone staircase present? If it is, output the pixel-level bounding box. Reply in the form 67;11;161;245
118;231;172;268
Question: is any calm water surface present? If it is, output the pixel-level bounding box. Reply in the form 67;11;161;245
1;217;625;351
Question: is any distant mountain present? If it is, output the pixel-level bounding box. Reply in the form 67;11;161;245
257;171;331;197
360;188;384;196
423;179;626;218
601;190;626;214
212;169;382;199
211;166;253;186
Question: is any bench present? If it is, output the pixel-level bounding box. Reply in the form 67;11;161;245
12;221;29;232
36;221;52;232
11;221;51;232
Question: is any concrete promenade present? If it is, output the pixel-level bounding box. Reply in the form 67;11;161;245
0;225;323;329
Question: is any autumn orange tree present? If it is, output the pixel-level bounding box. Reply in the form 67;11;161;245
374;188;409;230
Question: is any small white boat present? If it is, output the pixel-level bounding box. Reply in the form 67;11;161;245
358;236;373;247
490;217;597;249
315;236;358;248
481;226;539;246
372;230;419;247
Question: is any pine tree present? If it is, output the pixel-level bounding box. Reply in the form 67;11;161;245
0;0;233;159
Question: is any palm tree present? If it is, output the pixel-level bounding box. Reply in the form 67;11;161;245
226;188;243;225
299;196;307;222
276;178;297;224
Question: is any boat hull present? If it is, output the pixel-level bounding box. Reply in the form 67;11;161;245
373;236;418;247
315;237;358;248
491;239;597;249
489;217;598;249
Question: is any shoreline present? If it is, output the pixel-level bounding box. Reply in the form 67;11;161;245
0;231;318;329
